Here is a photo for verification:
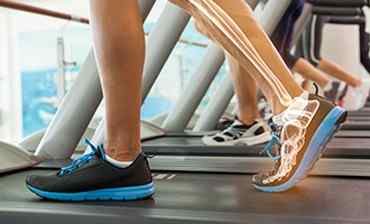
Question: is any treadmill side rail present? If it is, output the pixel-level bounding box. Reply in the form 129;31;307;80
0;141;38;173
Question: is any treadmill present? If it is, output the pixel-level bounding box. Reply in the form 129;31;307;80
1;0;370;223
306;0;370;131
142;0;370;172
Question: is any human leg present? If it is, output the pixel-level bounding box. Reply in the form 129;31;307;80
292;57;330;88
304;15;361;87
203;54;271;146
90;0;145;162
171;0;346;192
26;0;154;201
171;0;303;114
227;55;259;125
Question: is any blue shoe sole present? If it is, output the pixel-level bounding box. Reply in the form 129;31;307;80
27;182;155;201
254;106;347;192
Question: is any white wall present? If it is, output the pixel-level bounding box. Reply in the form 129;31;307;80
321;9;370;79
14;0;89;33
0;10;23;142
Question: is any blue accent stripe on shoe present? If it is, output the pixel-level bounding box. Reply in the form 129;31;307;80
27;182;155;201
254;106;346;192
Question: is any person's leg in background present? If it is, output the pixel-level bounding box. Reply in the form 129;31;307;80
203;0;306;147
319;59;362;87
228;55;259;125
90;0;144;162
303;14;370;110
203;54;271;146
291;56;330;88
26;0;154;201
172;0;303;114
270;0;330;90
306;15;361;87
171;0;347;192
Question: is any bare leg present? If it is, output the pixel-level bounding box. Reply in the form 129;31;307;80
90;0;145;161
227;55;259;125
292;58;330;88
301;80;314;91
318;59;362;87
171;0;304;114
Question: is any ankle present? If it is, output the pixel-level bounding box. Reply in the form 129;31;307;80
105;146;141;162
272;104;287;115
238;113;259;126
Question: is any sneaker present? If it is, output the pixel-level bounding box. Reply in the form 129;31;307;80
323;81;348;104
26;140;155;201
202;119;271;146
323;79;370;111
252;92;347;192
341;78;370;111
215;115;236;131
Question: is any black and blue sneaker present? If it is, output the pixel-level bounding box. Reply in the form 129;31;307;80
26;140;155;201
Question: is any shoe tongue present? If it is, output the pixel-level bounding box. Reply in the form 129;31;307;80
95;144;107;161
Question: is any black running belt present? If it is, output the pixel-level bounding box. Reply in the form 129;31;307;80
142;134;370;159
342;121;370;130
312;7;363;16
2;170;370;224
308;0;369;7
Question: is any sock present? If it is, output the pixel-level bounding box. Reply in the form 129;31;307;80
106;155;133;168
234;119;258;128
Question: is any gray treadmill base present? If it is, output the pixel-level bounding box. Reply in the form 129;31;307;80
335;130;370;138
142;135;370;158
0;141;38;174
149;156;370;177
31;155;370;177
342;121;370;130
1;169;370;224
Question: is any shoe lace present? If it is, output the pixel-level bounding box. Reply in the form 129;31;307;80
260;95;320;184
58;139;104;176
223;125;245;137
261;133;281;161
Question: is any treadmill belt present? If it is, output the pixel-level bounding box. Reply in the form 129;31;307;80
1;169;370;224
342;121;370;130
348;116;370;121
335;130;370;138
143;135;370;158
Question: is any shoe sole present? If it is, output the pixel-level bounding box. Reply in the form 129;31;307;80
26;182;155;201
254;106;347;192
202;132;272;146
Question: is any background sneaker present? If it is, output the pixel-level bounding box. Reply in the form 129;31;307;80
342;78;370;111
26;140;155;201
323;81;347;104
202;119;271;146
323;78;370;111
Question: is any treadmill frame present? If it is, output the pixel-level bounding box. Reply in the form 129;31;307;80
1;0;369;178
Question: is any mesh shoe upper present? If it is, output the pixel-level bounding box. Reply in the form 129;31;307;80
253;93;336;187
26;141;152;193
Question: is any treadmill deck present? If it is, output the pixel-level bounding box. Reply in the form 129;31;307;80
1;169;370;224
